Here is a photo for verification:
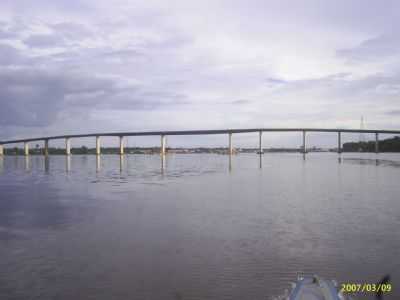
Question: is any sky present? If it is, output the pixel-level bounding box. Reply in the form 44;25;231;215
0;0;400;147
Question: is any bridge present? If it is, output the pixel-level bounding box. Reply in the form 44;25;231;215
1;128;400;156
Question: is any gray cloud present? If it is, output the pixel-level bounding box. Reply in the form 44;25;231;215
385;110;400;116
97;48;145;63
338;32;400;62
266;78;287;85
50;22;93;39
0;27;15;39
0;65;187;128
23;34;66;48
231;99;251;105
0;16;191;133
0;43;22;65
1;0;91;15
0;68;102;127
269;72;400;101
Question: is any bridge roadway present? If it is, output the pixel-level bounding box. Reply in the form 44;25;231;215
1;128;400;156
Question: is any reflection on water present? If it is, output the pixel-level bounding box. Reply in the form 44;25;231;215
32;153;264;174
96;155;101;172
24;156;30;171
0;153;399;300
119;154;124;172
16;153;399;175
65;155;71;172
44;155;50;173
161;154;166;174
343;157;400;167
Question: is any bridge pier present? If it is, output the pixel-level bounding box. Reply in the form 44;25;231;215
228;133;233;155
44;140;49;156
96;136;101;155
338;132;341;154
65;138;71;155
119;136;124;155
375;133;379;154
161;135;166;155
302;131;306;154
0;145;3;156
24;142;29;156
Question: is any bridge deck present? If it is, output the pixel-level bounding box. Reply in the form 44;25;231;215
1;128;400;145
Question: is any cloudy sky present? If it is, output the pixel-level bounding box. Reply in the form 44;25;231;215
1;0;400;147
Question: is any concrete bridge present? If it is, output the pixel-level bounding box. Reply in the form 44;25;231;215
1;128;400;156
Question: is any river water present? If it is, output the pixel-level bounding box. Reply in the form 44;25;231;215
0;153;399;300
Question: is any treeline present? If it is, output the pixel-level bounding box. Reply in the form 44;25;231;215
4;136;400;154
4;146;162;155
3;146;237;155
343;136;400;152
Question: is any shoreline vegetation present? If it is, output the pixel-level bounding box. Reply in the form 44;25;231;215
2;136;400;155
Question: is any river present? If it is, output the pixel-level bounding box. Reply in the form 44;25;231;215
0;153;399;299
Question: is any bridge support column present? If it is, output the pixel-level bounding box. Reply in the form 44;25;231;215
119;136;124;155
259;131;262;154
96;136;101;155
302;131;306;154
375;133;379;154
228;133;233;155
44;140;49;156
65;138;71;155
0;145;3;156
24;142;29;156
338;132;341;154
160;135;166;155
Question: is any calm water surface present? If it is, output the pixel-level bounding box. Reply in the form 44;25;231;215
0;153;399;300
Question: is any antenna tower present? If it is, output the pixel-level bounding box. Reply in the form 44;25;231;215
359;116;365;143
